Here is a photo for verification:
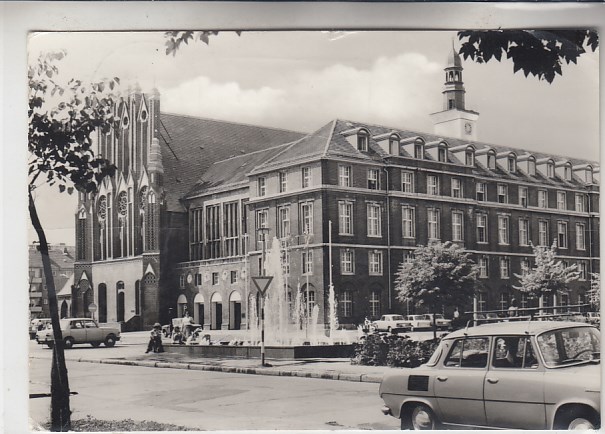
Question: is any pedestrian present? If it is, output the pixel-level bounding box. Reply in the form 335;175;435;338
145;322;164;353
172;326;185;344
181;314;193;338
508;298;519;318
453;307;460;319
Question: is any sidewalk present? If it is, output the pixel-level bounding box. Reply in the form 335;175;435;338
30;331;392;383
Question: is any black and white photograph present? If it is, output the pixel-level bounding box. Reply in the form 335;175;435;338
3;2;604;433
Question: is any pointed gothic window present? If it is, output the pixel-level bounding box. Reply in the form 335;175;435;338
117;191;128;257
98;196;108;260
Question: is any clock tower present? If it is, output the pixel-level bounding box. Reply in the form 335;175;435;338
429;42;479;141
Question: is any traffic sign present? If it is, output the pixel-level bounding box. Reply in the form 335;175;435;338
88;303;98;313
251;276;273;296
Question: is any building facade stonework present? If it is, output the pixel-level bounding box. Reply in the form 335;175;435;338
75;51;600;330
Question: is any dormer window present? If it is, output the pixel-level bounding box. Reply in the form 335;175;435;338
414;143;424;159
465;149;475;166
487;152;496;170
547;161;555;178
528;157;536;176
389;134;399;154
357;130;369;152
438;147;447;163
507;156;517;173
585;168;593;183
564;164;572;181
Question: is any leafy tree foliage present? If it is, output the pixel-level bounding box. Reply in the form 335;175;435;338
513;241;580;300
394;241;479;316
165;31;240;56
458;29;599;83
29;51;119;431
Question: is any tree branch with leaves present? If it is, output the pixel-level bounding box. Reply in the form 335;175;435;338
29;50;119;431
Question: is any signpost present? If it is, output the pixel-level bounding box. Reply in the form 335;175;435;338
254;226;272;366
88;303;97;321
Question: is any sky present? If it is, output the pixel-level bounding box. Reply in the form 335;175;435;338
27;30;600;245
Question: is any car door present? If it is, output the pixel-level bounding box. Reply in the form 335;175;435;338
434;337;489;427
83;319;102;342
69;320;86;342
483;336;546;429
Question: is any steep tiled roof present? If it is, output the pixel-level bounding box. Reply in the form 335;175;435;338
29;245;75;270
158;113;305;211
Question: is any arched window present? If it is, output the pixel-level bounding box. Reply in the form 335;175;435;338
547;161;555;178
134;280;140;315
414;141;424;159
389;134;400;155
465;148;475;166
528;157;536;176
98;283;107;323
564;163;572;181
98;195;108;260
507;155;517;173
147;191;157;251
487;151;496;170
117;191;128;257
357;129;369;152
438;144;448;163
585;167;593;183
138;186;148;253
116;281;125;322
77;208;87;260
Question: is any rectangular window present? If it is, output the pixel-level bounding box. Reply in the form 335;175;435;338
369;250;383;276
478;293;487;311
223;202;240;257
451;178;463;198
519;218;529;246
521;259;530;276
230;270;238;284
547;163;555;178
300;202;313;235
479;257;488;278
427;175;439;196
577;261;587;280
575;194;586;212
401;171;414;193
557;191;566;210
340;249;354;274
476;182;486;201
341;290;353;317
404;251;414;263
212;272;219;285
402;206;415;239
278;206;291;239
256;209;268;242
438;147;447;162
414;143;423;159
476;214;487;243
302;250;313;274
338;165;352;187
452;211;464;242
508;158;516;173
195;273;202;286
370;291;381;317
557;221;568;249
519;187;528;207
488;154;496;170
538;190;548;208
279;171;288;193
338;201;354;235
497;184;508;204
498;215;509;245
367;168;380;190
465;151;474;166
528;160;536;176
301;166;311;188
367;203;382;237
179;275;185;288
258;177;266;196
444;337;489;368
500;257;510;279
428;208;440;240
538;221;549;246
206;204;222;259
576;223;586;250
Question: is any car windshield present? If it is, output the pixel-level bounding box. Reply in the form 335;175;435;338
536;326;600;368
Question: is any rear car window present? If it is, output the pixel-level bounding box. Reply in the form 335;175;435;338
492;336;538;369
444;337;489;368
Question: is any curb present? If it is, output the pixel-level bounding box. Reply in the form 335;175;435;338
30;355;383;384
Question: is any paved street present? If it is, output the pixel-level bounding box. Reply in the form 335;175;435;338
30;349;399;430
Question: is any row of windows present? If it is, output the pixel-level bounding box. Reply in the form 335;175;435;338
257;166;313;196
352;129;595;183
179;270;239;288
257;202;314;239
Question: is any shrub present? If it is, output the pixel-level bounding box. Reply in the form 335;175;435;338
352;333;440;368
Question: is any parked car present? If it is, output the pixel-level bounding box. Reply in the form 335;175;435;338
36;318;120;349
405;315;432;331
372;315;409;333
423;314;452;330
379;321;600;430
585;312;600;325
29;318;51;339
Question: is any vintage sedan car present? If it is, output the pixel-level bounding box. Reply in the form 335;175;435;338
36;318;121;349
372;315;409;333
29;318;51;339
379;321;600;430
423;314;452;331
405;315;432;331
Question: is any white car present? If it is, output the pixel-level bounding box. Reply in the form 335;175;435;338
36;318;121;348
372;315;409;332
423;314;452;330
405;315;432;331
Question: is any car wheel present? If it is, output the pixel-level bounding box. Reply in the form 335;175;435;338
63;337;74;349
402;403;438;430
556;407;599;430
104;335;116;347
91;342;101;348
567;418;596;430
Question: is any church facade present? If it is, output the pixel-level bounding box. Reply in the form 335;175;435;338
74;50;600;331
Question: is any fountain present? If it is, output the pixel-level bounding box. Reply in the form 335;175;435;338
166;237;356;359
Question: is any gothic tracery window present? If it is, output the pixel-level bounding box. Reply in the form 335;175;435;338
98;196;107;260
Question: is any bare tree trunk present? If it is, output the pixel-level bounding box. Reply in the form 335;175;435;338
29;190;71;431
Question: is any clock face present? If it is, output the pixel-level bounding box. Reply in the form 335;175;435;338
464;122;473;134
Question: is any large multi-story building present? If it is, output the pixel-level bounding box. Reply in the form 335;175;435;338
74;48;599;331
29;243;75;319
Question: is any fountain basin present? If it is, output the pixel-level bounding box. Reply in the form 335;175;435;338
164;343;355;359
